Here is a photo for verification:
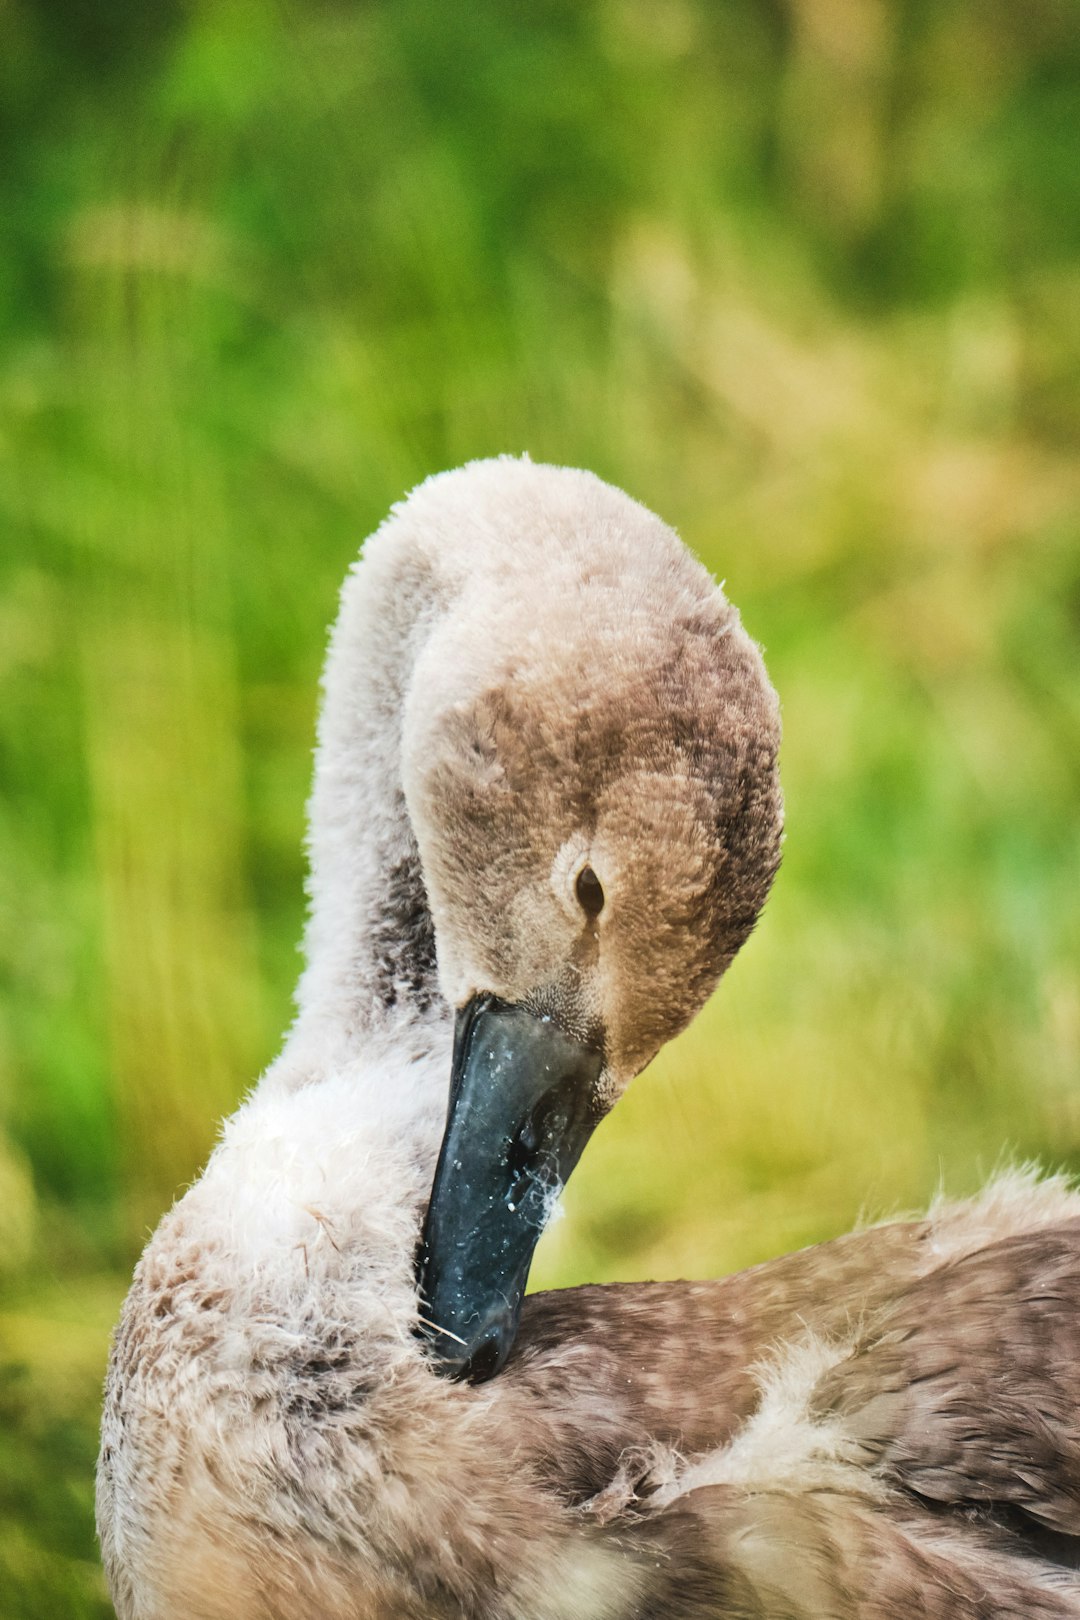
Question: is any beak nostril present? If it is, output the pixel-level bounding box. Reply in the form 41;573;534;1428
506;1109;552;1209
508;1116;541;1179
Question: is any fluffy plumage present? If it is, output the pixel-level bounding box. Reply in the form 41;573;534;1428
99;459;1080;1618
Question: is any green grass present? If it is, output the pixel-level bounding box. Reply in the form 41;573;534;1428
2;1;1079;1610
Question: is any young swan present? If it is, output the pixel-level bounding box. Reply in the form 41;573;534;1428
99;460;1080;1620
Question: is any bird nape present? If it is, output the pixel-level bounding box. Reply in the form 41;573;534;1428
98;459;1080;1620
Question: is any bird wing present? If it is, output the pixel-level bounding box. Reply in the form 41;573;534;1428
495;1199;1080;1616
815;1222;1080;1536
600;1485;1080;1619
504;1215;934;1499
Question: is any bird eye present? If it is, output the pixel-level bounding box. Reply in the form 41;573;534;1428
575;865;605;917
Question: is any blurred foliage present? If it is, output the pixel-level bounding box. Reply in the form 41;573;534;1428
1;0;1079;1610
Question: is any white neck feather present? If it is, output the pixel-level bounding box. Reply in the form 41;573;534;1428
202;480;474;1284
277;491;466;1090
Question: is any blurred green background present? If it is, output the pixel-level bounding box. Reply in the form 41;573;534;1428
2;0;1079;1611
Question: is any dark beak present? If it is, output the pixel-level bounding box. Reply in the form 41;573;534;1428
416;994;604;1383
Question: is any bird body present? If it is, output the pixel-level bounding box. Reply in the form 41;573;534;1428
99;459;1080;1618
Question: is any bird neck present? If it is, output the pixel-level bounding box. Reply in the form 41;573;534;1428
281;503;461;1084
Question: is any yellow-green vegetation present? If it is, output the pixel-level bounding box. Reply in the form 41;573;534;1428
2;2;1079;1611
